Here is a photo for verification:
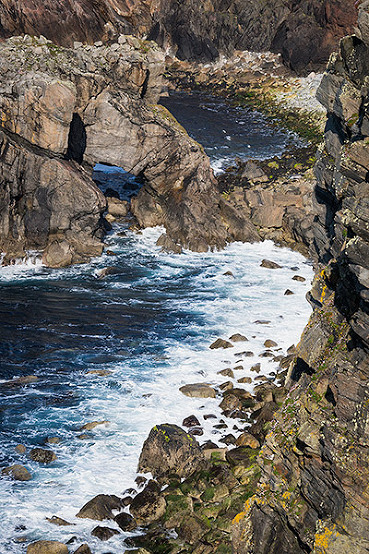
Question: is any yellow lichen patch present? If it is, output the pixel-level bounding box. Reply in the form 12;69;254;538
314;524;337;553
232;495;255;524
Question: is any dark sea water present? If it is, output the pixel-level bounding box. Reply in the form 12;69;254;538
160;91;302;173
0;94;312;552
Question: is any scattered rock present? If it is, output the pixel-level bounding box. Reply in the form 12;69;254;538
138;424;205;482
114;512;137;532
219;381;234;391
179;383;216;398
129;480;166;525
235;433;261;449
220;433;237;445
260;259;282;269
80;420;109;431
233;365;244;370
218;368;235;378
135;476;148;488
223;271;234;276
203;414;217;420
210;338;234;349
292;275;306;282
46;516;73;526
91;526;120;541
264;340;278;348
229;333;248;342
253;320;271;325
235;351;254;357
250;363;261;373
2;464;32;481
284;289;294;295
238;377;252;384
182;415;200;427
30;448;57;464
27;541;68;554
76;494;123;520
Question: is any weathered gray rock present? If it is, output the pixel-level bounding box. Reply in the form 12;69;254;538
138;424;204;481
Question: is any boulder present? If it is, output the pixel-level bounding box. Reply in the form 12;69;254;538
210;338;234;349
30;448;57;464
235;433;261;449
179;383;216;398
114;512;137;531
107;198;129;218
2;464;31;481
260;259;282;269
27;542;68;554
138;424;205;481
91;526;120;541
80;420;109;431
129;480;166;525
182;415;200;427
229;333;248;342
76;494;122;520
46;516;73;526
264;340;278;348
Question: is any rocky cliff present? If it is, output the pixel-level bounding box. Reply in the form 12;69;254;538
233;5;369;552
0;0;357;74
0;35;229;266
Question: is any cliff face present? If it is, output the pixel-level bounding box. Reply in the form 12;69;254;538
232;6;369;553
0;0;357;74
0;35;227;266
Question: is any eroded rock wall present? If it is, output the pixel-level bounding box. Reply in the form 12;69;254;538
232;6;369;553
0;35;230;265
0;0;357;74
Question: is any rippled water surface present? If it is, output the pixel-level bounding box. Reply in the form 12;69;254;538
160;91;302;173
0;94;312;552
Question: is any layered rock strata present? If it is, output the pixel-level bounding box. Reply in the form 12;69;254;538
0;35;228;265
0;0;357;74
233;7;369;552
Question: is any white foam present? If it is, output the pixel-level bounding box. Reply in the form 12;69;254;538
0;227;313;552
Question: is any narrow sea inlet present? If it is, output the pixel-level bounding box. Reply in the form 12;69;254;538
0;94;312;552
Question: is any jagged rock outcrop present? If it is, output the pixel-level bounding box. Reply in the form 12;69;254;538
0;35;228;265
232;7;369;552
0;0;357;74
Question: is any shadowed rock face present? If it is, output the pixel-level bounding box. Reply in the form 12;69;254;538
0;0;357;74
0;35;229;266
232;6;369;553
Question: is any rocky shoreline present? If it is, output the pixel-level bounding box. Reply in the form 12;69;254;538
2;3;369;554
